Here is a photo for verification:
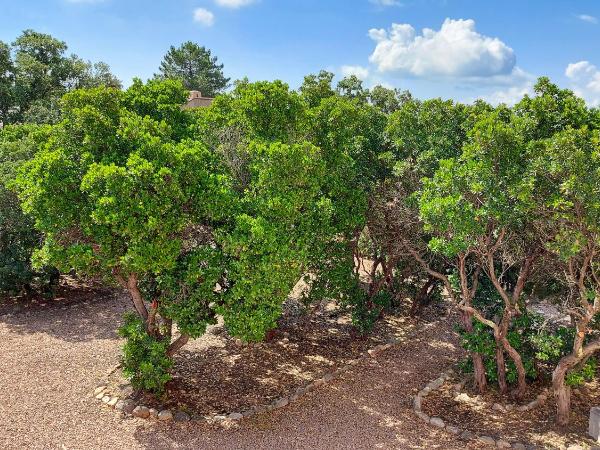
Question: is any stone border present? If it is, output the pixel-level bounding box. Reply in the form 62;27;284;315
412;370;552;448
93;335;407;424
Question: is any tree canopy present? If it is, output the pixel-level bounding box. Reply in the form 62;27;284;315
155;41;230;97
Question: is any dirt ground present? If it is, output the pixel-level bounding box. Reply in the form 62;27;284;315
106;299;423;417
424;371;600;449
0;282;480;450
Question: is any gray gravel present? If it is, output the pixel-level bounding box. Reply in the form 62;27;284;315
0;293;480;449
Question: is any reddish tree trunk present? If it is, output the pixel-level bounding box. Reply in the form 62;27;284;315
502;335;527;399
167;333;190;358
553;336;600;425
410;276;436;316
462;310;487;393
495;343;508;394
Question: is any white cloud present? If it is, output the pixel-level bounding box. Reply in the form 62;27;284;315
576;14;598;24
341;65;370;80
193;8;215;26
478;83;533;106
215;0;256;8
369;0;402;6
565;61;600;105
368;18;516;79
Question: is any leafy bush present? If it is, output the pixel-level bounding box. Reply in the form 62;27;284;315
0;124;58;297
118;313;173;394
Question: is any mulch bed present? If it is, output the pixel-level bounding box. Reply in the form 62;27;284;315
423;371;600;448
106;299;443;418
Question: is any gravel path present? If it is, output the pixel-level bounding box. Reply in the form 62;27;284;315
0;292;481;449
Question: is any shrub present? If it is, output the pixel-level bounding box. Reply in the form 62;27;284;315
118;313;173;394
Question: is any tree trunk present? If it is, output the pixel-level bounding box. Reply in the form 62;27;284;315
166;333;190;358
502;335;527;399
495;343;508;395
553;361;572;426
125;274;149;322
553;336;600;425
410;276;436;316
462;310;487;393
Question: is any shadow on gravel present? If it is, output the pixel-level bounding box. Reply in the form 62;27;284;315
0;288;129;342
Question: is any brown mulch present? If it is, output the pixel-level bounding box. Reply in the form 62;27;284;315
106;299;435;417
423;371;600;448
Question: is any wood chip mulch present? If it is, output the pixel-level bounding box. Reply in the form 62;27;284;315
107;300;433;418
423;372;600;448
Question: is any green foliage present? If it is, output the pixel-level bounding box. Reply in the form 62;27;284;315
458;315;539;385
0;124;57;295
299;70;336;108
155;41;229;96
565;358;597;387
118;313;172;394
3;29;120;124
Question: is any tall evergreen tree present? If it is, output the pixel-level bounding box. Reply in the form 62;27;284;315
155;41;230;97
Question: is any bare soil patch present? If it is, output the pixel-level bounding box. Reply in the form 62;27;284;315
424;372;600;448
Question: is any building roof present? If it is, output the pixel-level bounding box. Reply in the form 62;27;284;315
183;90;214;109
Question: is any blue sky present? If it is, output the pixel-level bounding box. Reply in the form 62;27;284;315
2;0;600;104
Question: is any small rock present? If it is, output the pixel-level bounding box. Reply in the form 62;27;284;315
445;425;460;435
566;445;584;450
158;410;173;421
295;386;307;396
174;411;190;422
477;435;496;446
322;373;334;382
115;400;126;411
427;377;445;390
526;400;538;409
492;403;506;413
94;386;106;395
313;379;324;387
121;385;134;398
121;400;137;414
511;443;526;450
496;440;511;448
107;397;119;407
367;348;379;357
149;408;158;419
455;393;471;402
274;397;289;408
101;395;111;404
415;411;430;422
214;415;227;421
460;430;474;440
95;392;105;400
505;404;514;411
413;396;422;411
241;409;254;417
516;405;529;412
421;386;431;396
252;405;267;415
228;412;243;420
430;417;445;428
132;406;150;419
